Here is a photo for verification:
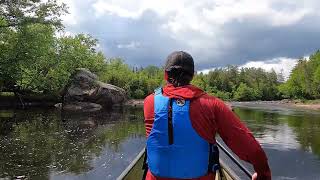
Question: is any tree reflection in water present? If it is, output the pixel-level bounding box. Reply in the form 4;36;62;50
1;106;320;179
0;108;145;179
233;107;320;158
226;107;320;179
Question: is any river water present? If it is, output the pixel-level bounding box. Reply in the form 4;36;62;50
0;104;320;180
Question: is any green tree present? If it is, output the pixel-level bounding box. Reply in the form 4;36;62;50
0;0;67;29
100;58;134;91
233;83;257;101
280;58;316;99
0;0;67;92
45;34;105;95
0;25;18;90
313;66;320;98
192;72;207;90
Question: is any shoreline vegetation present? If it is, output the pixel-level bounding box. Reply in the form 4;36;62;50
126;99;320;111
1;97;320;112
1;1;320;110
231;100;320;111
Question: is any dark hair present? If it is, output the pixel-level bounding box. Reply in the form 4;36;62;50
165;51;194;87
166;68;193;87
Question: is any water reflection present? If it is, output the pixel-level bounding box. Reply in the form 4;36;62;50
0;108;145;179
233;106;320;157
1;105;320;180
233;106;320;180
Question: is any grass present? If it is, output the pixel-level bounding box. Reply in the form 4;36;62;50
302;99;320;104
0;110;14;118
0;92;15;97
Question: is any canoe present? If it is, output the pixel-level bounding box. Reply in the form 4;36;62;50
117;148;241;180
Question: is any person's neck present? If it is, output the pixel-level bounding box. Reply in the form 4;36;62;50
166;82;191;87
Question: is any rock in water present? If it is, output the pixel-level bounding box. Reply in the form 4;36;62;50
55;102;103;112
62;68;127;109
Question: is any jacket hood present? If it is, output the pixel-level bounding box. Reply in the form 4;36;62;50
162;83;206;99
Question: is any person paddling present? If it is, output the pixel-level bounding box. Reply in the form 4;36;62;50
143;51;271;180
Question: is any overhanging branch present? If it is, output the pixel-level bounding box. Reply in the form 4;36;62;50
0;19;60;28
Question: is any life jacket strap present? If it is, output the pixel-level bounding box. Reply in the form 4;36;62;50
142;148;148;180
168;98;174;145
208;143;221;173
154;87;174;145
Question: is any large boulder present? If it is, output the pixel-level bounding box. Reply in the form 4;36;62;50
55;102;103;112
62;68;127;109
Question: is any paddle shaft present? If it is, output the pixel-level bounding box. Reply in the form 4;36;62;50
216;141;253;179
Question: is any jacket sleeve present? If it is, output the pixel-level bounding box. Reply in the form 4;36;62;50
212;98;271;180
144;94;155;137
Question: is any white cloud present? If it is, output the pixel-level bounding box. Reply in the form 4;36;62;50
258;123;300;150
199;57;299;80
89;0;316;33
117;41;141;49
60;0;320;69
55;30;75;38
92;0;187;18
87;0;318;62
93;1;142;19
198;68;215;74
240;57;298;79
62;0;320;36
202;0;310;26
59;0;78;25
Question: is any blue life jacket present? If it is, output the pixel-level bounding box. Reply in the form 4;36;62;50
146;88;219;179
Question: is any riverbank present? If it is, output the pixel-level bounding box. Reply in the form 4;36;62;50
125;99;144;107
231;100;320;111
125;99;320;111
1;95;320;112
0;94;59;108
291;100;320;111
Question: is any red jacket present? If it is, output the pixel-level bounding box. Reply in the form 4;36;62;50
143;84;271;180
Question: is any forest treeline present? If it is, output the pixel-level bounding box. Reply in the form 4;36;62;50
1;1;319;101
191;52;320;101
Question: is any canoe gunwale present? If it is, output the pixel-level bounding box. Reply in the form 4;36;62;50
117;148;145;180
117;148;242;180
219;159;242;180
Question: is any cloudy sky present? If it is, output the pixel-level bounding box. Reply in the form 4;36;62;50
61;0;320;78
